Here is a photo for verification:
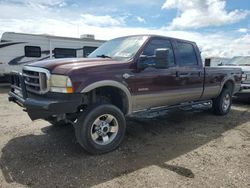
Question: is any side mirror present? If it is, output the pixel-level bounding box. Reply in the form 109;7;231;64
137;48;169;70
154;48;169;68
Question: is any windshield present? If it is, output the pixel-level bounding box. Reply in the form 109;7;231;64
225;56;250;66
88;36;148;61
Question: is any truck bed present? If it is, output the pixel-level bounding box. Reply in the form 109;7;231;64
201;67;242;100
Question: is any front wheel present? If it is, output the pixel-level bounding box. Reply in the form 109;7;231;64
212;89;232;115
75;104;126;154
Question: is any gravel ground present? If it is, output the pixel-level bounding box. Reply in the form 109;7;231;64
0;85;249;188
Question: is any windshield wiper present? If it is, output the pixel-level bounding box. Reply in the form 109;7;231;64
96;54;112;59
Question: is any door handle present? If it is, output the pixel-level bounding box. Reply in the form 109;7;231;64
176;71;180;77
176;71;189;78
123;73;134;79
190;72;202;77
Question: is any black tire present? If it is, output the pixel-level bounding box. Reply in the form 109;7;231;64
75;104;126;154
212;88;232;115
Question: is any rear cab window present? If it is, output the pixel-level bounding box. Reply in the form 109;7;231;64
176;41;198;66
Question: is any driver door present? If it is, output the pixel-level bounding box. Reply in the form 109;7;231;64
129;37;181;111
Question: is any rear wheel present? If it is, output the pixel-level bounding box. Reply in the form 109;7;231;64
75;104;126;154
212;89;232;115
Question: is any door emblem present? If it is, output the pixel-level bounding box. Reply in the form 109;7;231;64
138;88;149;92
123;73;134;79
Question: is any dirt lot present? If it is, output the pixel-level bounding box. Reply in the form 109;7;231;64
0;85;249;188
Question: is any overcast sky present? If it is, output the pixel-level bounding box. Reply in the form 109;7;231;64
0;0;249;58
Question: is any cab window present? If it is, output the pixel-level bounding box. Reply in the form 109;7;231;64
176;42;198;66
142;38;175;68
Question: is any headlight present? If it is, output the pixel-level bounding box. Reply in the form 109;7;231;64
241;73;247;82
50;74;73;93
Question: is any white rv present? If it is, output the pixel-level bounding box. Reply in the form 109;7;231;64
204;57;230;67
0;32;105;81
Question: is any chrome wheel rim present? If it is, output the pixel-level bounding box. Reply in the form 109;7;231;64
90;114;119;145
222;94;231;111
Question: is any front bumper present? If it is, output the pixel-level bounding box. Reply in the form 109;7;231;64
241;83;250;90
238;83;250;94
8;73;83;120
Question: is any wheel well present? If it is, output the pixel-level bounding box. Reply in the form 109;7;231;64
223;80;234;93
85;86;129;114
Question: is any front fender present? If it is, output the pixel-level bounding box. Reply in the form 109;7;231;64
81;80;132;114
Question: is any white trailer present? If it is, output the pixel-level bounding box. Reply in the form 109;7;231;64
0;32;105;80
204;57;230;67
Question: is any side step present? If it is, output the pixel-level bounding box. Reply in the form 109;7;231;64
130;100;212;118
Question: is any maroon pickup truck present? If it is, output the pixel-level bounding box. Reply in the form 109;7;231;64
9;35;242;154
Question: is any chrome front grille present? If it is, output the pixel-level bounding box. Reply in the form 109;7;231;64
22;67;50;94
246;73;250;83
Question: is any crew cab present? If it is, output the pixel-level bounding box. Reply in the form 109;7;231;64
9;35;242;154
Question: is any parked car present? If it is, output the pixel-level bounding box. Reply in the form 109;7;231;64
0;32;105;82
9;35;242;154
221;56;250;99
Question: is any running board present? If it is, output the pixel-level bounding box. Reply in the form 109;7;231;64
130;100;212;117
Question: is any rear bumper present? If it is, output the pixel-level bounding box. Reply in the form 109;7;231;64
8;73;83;120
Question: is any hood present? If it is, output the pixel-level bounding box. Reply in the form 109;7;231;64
27;58;125;74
